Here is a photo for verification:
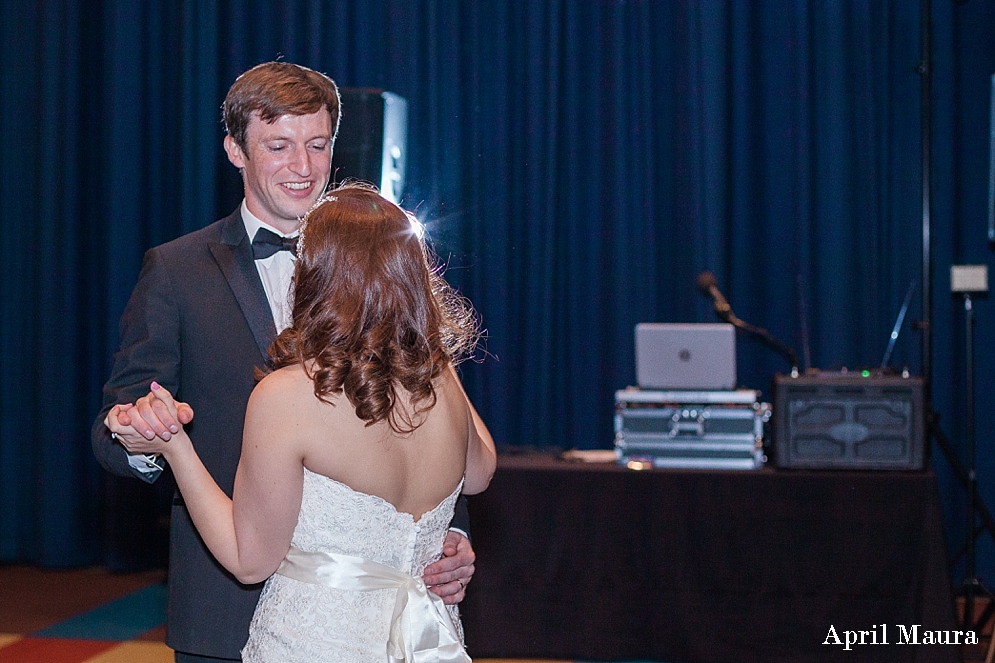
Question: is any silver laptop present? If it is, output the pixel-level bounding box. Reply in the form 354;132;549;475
635;323;737;390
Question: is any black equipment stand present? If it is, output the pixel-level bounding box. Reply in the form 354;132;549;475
958;291;990;631
918;0;995;637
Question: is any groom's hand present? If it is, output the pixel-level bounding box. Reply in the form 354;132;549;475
423;531;474;605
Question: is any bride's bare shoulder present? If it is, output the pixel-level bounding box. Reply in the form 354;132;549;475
250;365;317;408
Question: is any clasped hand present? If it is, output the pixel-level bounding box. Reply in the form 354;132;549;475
104;382;194;456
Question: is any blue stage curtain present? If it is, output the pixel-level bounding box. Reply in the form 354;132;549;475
1;0;993;580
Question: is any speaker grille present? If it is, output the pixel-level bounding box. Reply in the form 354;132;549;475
773;374;924;470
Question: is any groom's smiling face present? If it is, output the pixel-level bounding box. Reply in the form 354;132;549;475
224;110;333;234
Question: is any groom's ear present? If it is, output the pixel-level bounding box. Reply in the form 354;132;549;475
224;135;247;170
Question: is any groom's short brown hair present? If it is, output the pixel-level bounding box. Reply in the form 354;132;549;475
222;61;340;155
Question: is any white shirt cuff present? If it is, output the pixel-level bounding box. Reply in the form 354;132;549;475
127;453;164;474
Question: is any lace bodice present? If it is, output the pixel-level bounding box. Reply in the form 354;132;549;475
242;468;464;663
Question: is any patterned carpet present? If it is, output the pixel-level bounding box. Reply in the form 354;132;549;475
0;565;577;663
0;566;170;662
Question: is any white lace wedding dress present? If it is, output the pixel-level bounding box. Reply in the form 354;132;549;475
241;468;468;663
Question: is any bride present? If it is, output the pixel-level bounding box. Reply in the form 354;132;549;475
106;183;496;662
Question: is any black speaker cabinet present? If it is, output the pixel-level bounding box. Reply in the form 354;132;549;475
331;88;408;203
773;372;925;470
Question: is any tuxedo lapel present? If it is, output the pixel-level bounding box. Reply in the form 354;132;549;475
209;210;278;360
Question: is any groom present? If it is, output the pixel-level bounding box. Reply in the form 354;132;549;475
92;61;476;662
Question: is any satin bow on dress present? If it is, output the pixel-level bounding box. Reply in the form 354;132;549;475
277;546;471;663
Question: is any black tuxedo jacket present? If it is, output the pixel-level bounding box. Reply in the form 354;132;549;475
92;208;472;659
92;208;273;658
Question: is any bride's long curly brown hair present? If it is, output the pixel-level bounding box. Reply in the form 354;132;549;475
268;183;479;434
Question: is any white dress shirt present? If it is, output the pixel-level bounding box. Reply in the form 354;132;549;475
241;200;297;334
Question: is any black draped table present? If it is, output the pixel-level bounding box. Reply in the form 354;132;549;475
461;453;958;663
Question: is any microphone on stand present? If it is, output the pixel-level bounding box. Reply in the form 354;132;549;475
696;271;800;374
696;272;736;324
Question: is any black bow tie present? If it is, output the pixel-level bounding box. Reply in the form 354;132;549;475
252;228;298;260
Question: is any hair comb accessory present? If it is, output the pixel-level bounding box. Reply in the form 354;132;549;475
295;219;308;261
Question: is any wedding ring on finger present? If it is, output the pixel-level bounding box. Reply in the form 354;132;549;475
457;579;465;589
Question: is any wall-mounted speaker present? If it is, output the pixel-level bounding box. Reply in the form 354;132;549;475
772;373;925;470
331;88;408;204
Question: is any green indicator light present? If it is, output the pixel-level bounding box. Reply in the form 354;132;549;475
861;370;870;377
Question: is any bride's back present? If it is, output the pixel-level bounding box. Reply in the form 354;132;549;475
261;184;483;519
261;363;470;520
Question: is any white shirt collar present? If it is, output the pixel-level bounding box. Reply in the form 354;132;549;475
240;199;299;242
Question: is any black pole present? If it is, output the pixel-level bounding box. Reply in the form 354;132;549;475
920;0;933;399
965;295;977;628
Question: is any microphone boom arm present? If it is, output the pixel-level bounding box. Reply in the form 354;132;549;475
697;271;800;372
724;313;800;372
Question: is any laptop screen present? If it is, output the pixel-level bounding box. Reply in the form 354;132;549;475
635;323;737;390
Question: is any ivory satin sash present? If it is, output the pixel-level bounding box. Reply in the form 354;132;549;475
277;546;471;663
